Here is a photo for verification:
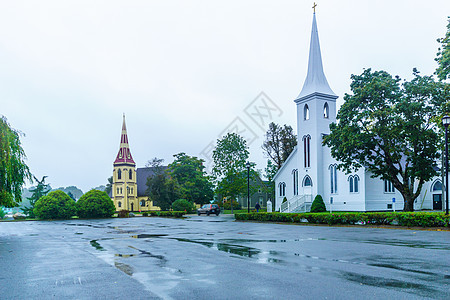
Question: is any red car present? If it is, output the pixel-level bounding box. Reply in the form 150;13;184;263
197;204;220;216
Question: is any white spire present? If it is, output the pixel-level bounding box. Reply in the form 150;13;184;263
296;12;336;100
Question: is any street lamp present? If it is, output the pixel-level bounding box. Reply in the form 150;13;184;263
246;162;250;213
443;115;450;215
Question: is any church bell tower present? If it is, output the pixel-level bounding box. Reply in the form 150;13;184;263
112;114;137;211
294;9;338;198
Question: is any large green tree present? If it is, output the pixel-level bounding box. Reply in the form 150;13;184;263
0;116;31;207
212;133;249;211
145;158;181;211
262;122;297;170
436;17;450;81
323;69;448;211
167;152;213;205
22;176;51;218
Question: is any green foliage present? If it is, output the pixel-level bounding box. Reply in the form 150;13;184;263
436;17;450;81
213;133;251;205
22;176;51;218
220;200;241;210
118;210;129;218
323;69;449;211
172;199;195;212
0;207;5;219
262;122;297;169
235;212;450;227
33;190;76;219
282;197;287;203
310;195;326;213
146;211;185;218
76;190;115;218
142;212;148;216
0;116;31;207
264;160;277;200
167;153;214;205
146;157;181;211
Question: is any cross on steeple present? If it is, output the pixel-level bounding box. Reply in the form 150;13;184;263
312;2;317;13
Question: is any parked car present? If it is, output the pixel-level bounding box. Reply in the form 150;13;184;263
197;204;220;216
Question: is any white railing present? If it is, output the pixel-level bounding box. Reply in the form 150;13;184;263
280;194;313;213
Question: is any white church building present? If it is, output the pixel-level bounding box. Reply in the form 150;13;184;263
274;12;443;213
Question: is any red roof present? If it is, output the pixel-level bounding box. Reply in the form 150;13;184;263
114;115;136;165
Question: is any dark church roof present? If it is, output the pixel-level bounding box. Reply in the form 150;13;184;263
136;166;168;197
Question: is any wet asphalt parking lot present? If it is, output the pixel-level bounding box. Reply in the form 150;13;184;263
0;214;449;299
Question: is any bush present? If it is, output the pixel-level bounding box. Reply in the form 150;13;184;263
0;208;5;219
142;212;149;216
146;211;185;218
76;190;115;218
310;195;326;213
118;210;130;218
172;199;195;213
235;211;450;228
33;190;77;219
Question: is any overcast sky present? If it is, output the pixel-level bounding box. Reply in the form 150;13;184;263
1;0;449;192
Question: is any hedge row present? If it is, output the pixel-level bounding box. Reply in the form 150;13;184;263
142;211;185;218
235;212;450;227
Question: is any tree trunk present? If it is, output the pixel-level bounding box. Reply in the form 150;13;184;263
402;194;415;212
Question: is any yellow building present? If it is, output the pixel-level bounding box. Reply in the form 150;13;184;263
112;115;160;212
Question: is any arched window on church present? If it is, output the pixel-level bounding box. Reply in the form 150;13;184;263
303;135;311;168
129;169;132;180
329;164;338;194
279;182;286;197
349;175;359;193
292;169;298;195
116;187;119;195
323;102;329;119
118;169;122;180
304;104;310;120
432;180;442;192
118;201;122;208
303;175;312;187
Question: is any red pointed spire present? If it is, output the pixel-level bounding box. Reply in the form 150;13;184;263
114;114;136;166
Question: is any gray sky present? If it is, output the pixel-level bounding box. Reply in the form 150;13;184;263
1;0;449;192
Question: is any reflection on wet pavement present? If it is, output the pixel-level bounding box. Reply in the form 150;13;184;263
78;216;450;298
341;271;438;297
115;261;133;276
90;240;105;251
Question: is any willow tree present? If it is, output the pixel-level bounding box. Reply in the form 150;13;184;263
0;116;31;206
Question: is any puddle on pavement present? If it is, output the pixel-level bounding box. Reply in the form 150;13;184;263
353;238;450;250
115;262;133;276
367;263;437;276
170;237;287;263
131;234;168;239
128;245;166;261
341;271;438;297
115;254;136;258
90;240;105;251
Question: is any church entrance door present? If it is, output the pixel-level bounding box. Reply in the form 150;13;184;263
433;194;442;210
131;202;134;212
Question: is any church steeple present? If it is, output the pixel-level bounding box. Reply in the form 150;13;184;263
114;114;135;166
295;11;336;101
